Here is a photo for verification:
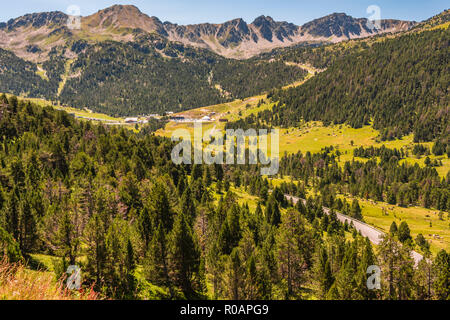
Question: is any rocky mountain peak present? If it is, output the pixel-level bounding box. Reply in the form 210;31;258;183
83;4;166;35
300;12;415;39
0;11;67;30
0;6;417;61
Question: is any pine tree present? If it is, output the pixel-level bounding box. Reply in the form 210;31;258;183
335;243;358;299
224;248;243;300
314;245;334;299
398;222;412;244
350;199;363;220
168;212;200;296
355;238;377;300
84;213;107;291
150;183;173;233
203;166;212;187
125;239;137;298
265;196;281;226
138;207;152;253
224;204;241;254
433;250;450;300
378;235;415;300
58;211;78;265
181;187;196;226
18;199;37;255
145;224;171;293
389;221;398;237
191;164;202;181
276;209;307;298
3;188;20;242
0;225;22;262
177;176;187;197
245;254;260;300
206;240;224;299
415;253;434;300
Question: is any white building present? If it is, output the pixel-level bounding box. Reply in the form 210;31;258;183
124;117;138;124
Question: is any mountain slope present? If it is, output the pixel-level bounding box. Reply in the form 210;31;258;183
0;33;307;115
58;39;307;115
0;5;421;115
0;5;415;61
82;4;167;35
264;27;449;141
0;48;55;97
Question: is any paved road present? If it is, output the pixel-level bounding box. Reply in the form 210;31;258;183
285;195;424;265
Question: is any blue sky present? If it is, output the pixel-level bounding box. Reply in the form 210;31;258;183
0;0;448;25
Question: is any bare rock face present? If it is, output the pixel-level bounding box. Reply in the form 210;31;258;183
252;15;298;42
1;11;68;30
0;5;416;61
300;13;416;39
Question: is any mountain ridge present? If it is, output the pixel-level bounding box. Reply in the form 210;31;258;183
0;4;416;61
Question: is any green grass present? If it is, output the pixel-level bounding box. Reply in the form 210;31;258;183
279;122;378;156
29;254;59;272
3;93;124;123
36;65;49;81
337;195;450;255
54;105;123;122
158;113;449;178
134;266;172;300
57;59;74;97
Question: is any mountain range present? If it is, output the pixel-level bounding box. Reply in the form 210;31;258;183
0;4;416;61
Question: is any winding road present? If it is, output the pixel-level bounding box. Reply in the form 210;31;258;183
284;195;424;265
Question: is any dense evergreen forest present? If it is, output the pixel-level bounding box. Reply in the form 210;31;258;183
257;41;369;70
279;146;450;211
0;48;55;98
260;28;449;141
0;96;448;300
0;34;307;116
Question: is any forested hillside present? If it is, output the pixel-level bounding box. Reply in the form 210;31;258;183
258;40;370;70
261;28;449;141
59;39;306;115
0;37;307;116
0;48;54;98
0;95;449;300
279;146;450;211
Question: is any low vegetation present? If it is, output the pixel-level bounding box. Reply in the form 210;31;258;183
0;259;99;300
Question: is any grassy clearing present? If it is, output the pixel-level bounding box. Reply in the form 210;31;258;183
155;54;448;178
230;186;261;212
283;62;323;89
337;195;450;255
279;122;378;156
36;65;49;81
3;93;123;123
158;112;449;178
29;254;59;272
54;105;123;122
280;125;449;177
211;182;261;212
57;59;74;97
